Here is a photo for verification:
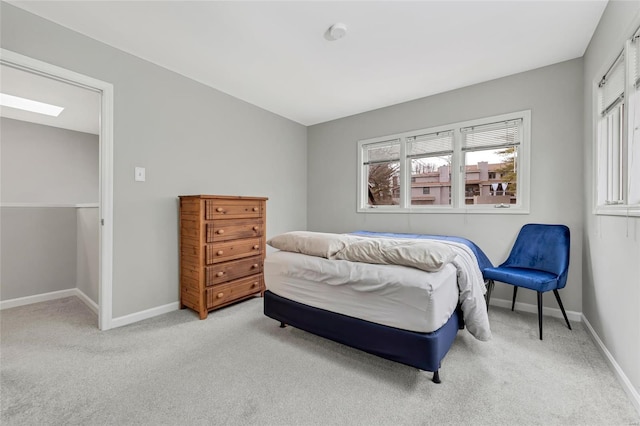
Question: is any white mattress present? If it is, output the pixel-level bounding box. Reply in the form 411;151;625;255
264;250;459;333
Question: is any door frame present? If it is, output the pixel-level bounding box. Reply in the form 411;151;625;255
1;48;114;330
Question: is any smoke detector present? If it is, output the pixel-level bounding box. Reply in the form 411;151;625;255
326;23;348;41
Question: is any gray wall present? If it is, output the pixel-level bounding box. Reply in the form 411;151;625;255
582;1;640;397
0;207;77;300
0;117;99;204
308;58;584;313
1;118;99;302
0;3;307;317
76;207;99;304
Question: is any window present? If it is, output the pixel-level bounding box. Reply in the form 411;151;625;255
595;28;640;216
357;110;530;213
462;119;522;206
362;139;400;206
408;131;453;206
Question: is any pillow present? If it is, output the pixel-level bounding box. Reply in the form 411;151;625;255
334;238;455;272
267;231;355;258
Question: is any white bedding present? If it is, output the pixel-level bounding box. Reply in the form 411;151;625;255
265;251;459;333
334;238;456;272
265;232;492;341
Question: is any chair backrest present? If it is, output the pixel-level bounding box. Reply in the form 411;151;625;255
501;224;570;288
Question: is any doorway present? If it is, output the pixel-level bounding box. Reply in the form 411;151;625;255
0;49;114;330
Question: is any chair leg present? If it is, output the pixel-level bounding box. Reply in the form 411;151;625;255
432;370;441;384
511;286;518;311
485;280;494;311
537;291;543;340
553;289;572;330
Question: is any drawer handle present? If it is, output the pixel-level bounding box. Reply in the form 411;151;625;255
253;207;259;212
251;282;258;288
216;271;224;277
217;229;225;235
253;226;259;231
251;263;258;269
253;245;259;250
217;292;224;299
217;250;224;256
216;207;224;212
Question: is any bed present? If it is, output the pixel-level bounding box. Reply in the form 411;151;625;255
262;231;493;383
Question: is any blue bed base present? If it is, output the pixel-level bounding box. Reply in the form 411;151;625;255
263;290;462;383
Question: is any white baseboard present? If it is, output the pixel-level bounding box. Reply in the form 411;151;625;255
75;289;99;314
0;288;77;310
489;297;582;322
582;315;640;416
2;289;180;329
0;203;98;208
0;288;99;315
110;302;180;329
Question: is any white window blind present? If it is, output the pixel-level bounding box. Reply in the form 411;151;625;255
363;139;400;165
406;131;453;158
632;36;640;88
461;119;522;151
599;53;625;116
630;32;640;206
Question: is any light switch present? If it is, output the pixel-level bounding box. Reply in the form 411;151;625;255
134;167;146;182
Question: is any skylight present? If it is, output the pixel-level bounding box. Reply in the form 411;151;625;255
0;93;64;117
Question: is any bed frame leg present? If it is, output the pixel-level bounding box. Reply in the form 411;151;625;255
279;322;286;328
432;370;441;384
456;307;465;330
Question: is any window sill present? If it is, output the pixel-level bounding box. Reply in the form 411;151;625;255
594;205;640;217
357;206;530;214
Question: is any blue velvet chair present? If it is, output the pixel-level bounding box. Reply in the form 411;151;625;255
483;224;571;340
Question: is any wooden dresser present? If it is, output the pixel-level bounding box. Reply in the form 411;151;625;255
179;195;267;319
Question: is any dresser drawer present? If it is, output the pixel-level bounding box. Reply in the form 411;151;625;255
205;238;262;264
205;199;263;220
206;255;262;286
206;219;263;243
206;275;263;309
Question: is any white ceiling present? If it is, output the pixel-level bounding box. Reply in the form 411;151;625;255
0;64;100;134
8;1;607;126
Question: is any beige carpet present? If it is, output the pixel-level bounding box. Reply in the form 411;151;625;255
1;296;638;425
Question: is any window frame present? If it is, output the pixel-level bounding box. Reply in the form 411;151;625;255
357;110;531;214
593;31;640;217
